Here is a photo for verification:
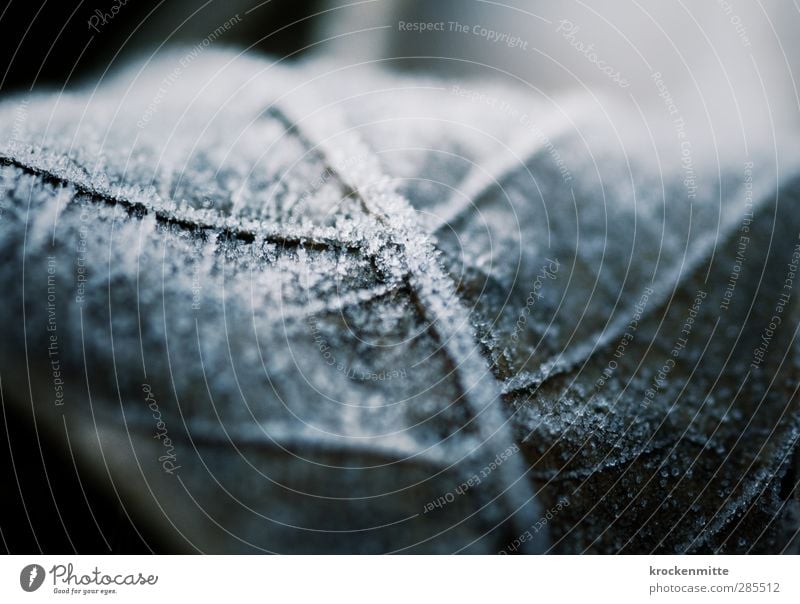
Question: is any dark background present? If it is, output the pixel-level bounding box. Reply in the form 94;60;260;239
0;0;322;93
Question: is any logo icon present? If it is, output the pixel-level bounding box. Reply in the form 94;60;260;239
20;564;45;592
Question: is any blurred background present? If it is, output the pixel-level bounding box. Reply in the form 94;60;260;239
3;0;798;148
3;1;799;97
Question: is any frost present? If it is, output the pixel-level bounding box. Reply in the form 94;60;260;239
0;50;798;553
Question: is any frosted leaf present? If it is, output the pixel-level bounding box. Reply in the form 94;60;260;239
0;50;798;554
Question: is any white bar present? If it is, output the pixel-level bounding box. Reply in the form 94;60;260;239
1;555;796;602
